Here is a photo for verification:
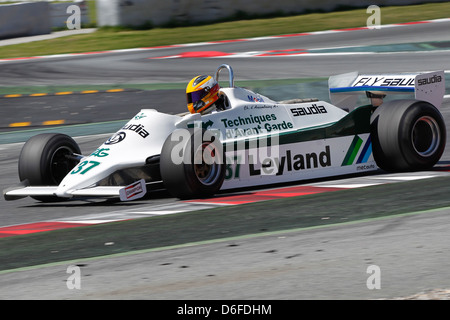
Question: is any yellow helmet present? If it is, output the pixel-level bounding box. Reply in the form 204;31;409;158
186;75;220;114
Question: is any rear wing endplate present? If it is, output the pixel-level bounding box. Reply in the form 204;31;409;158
328;70;445;110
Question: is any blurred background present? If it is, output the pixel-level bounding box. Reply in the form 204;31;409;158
1;0;449;39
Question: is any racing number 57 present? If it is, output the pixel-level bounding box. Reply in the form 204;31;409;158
71;160;101;175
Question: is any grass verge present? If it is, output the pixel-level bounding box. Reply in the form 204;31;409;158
0;2;449;59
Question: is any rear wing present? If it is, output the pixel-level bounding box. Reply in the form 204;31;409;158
328;70;445;110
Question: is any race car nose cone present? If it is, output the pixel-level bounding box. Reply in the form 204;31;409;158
55;184;73;198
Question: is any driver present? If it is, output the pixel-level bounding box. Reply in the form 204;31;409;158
186;75;226;114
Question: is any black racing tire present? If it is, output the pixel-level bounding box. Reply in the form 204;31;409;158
160;128;226;200
18;133;81;202
370;99;446;172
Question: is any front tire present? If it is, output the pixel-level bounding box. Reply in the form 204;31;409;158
370;100;446;172
160;128;226;199
18;133;81;201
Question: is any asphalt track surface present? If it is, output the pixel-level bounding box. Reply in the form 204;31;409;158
1;21;450;300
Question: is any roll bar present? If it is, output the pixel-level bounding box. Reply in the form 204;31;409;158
215;64;234;88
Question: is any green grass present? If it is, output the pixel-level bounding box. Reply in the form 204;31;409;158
0;2;449;59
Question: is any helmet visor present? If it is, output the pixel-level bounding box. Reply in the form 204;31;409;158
186;83;219;109
187;88;209;105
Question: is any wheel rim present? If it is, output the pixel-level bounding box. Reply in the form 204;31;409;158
50;146;77;184
193;142;221;186
411;116;441;157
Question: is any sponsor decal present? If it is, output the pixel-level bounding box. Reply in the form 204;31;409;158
187;119;214;129
417;74;442;86
122;123;149;138
105;132;126;145
290;104;327;117
119;179;147;201
248;95;264;102
221;114;277;128
221;114;293;138
247;105;277;110
134;112;147;120
248;146;331;176
357;164;376;171
353;76;415;87
264;121;294;132
90;148;110;157
342;135;372;166
225;127;262;138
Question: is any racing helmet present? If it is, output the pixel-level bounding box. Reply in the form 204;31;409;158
186;75;220;114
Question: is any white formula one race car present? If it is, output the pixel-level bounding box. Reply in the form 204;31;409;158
4;64;447;202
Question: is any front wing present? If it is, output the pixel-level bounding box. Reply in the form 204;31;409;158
4;179;147;202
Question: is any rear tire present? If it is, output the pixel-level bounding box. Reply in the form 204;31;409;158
19;133;81;202
370;99;446;172
160;128;225;199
